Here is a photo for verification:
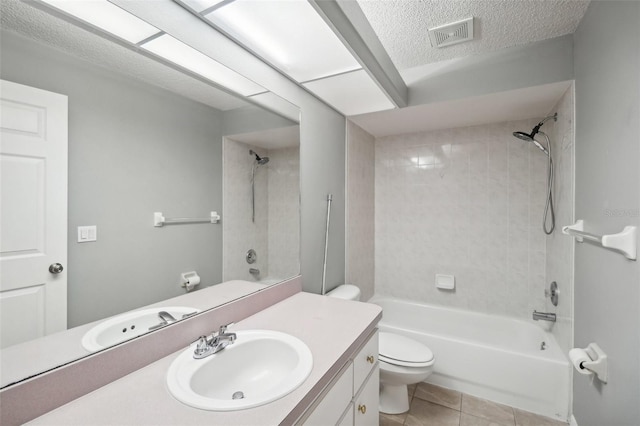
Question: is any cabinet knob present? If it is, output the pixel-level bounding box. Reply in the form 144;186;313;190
358;404;367;414
366;355;374;364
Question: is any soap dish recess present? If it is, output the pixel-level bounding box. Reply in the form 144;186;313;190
436;274;455;290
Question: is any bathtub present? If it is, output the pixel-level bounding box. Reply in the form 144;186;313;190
370;296;571;422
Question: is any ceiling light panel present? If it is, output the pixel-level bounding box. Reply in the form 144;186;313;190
141;34;266;97
176;0;225;13
38;0;160;44
303;69;395;116
248;92;301;123
204;0;361;83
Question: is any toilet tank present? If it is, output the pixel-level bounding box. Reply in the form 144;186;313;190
326;284;361;301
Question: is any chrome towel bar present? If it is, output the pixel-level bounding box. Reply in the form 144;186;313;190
562;220;636;260
154;211;220;227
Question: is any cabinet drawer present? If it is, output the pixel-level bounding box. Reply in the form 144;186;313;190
353;330;378;393
302;362;353;426
354;365;379;426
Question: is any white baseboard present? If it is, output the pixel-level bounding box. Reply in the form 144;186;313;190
570;414;578;426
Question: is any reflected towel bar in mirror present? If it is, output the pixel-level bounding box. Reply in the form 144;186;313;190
154;211;221;227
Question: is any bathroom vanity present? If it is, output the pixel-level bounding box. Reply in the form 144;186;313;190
300;330;379;426
20;288;381;425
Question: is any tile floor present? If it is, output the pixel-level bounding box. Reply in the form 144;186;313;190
379;383;569;426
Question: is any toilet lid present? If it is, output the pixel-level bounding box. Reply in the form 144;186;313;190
379;332;434;367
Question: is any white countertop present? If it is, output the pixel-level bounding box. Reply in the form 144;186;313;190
1;280;267;388
26;292;381;425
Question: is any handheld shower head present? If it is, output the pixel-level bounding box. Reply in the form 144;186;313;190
512;131;549;155
510;118;557;235
513;131;535;142
249;149;269;165
512;113;557;155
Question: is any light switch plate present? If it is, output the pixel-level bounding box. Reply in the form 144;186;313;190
78;225;97;243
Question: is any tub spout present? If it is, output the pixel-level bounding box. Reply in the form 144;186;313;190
532;310;556;322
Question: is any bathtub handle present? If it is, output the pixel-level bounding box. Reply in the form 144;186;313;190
358;404;367;414
366;355;375;364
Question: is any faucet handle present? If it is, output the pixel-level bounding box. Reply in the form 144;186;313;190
193;336;209;356
219;322;234;334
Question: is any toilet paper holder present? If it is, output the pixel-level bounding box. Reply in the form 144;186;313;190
181;271;200;292
578;343;608;383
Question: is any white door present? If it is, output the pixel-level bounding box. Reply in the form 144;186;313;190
0;79;68;349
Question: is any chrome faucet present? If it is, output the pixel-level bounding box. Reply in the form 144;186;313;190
148;311;178;331
532;310;556;322
193;323;236;359
158;311;177;324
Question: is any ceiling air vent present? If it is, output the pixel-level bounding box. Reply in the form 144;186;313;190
428;17;474;48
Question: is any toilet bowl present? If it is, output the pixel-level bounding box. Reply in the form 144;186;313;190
325;285;436;414
378;331;434;414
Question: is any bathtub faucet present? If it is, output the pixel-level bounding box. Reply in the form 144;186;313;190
532;310;556;322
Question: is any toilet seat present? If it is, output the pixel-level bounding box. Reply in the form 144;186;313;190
379;332;434;368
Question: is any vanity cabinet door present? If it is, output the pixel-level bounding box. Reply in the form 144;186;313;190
302;362;353;426
354;365;380;426
337;403;354;426
300;330;379;426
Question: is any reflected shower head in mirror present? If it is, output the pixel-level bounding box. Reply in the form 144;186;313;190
249;149;269;223
249;149;269;165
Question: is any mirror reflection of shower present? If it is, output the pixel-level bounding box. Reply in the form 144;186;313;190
222;127;300;283
249;149;269;223
512;113;557;234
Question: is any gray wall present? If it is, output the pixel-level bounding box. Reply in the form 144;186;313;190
298;101;346;294
573;2;640;425
1;31;225;326
407;34;574;107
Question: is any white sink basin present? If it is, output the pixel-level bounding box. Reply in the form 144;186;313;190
167;330;313;411
81;307;199;351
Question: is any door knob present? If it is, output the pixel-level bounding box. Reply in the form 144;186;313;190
49;263;64;274
358;404;367;414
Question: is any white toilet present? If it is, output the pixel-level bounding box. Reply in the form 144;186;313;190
326;285;435;414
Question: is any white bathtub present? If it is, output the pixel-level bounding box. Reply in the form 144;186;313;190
371;296;571;422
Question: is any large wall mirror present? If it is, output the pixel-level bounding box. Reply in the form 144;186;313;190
0;0;300;388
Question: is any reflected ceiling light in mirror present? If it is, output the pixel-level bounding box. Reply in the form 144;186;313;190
177;0;225;13
303;69;395;116
141;34;266;97
248;92;301;123
38;0;161;44
204;0;361;83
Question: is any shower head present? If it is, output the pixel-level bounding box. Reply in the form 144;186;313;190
512;113;557;155
513;131;535;142
249;149;269;165
512;131;549;154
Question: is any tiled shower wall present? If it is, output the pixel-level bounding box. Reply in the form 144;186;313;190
346;121;376;301
545;85;575;354
374;118;552;320
267;146;300;280
223;138;299;282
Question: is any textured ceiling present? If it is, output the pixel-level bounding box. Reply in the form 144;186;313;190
356;0;590;70
0;0;249;111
